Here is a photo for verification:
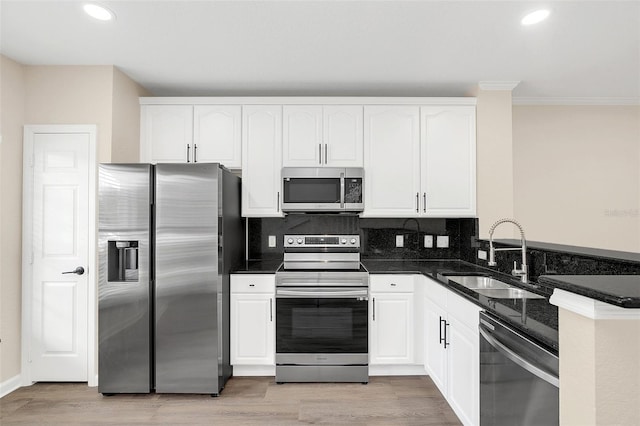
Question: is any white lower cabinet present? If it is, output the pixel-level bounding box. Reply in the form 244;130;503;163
369;275;424;375
230;274;275;375
422;276;481;426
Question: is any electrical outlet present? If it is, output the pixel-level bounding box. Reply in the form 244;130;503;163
395;235;404;248
268;235;276;248
436;235;449;248
424;235;434;248
478;249;487;260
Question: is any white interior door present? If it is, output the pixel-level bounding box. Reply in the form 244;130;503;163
24;126;94;383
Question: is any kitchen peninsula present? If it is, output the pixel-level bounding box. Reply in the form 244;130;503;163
547;275;640;426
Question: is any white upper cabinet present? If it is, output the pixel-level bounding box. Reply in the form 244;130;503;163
282;106;323;166
140;104;241;167
363;104;476;217
421;106;476;216
242;105;283;217
363;106;421;217
283;105;363;167
323;106;363;167
141;105;193;163
193;105;241;167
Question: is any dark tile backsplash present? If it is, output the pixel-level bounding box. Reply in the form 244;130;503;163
247;214;359;260
466;240;640;289
359;217;477;260
247;215;477;261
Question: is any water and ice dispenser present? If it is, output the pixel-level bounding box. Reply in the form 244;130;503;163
108;241;139;282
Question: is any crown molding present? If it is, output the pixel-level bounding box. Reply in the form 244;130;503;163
477;81;521;91
513;97;640;106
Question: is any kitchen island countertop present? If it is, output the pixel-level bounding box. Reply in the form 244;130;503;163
539;274;640;308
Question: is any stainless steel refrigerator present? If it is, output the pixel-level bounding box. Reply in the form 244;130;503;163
98;163;243;395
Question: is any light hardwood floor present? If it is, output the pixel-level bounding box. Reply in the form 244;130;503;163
1;376;461;425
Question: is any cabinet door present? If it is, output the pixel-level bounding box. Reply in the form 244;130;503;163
363;106;421;217
282;106;323;167
423;296;448;394
421;106;476;216
242;105;283;217
447;318;479;426
230;293;275;365
141;105;193;163
193;105;241;168
324;105;363;167
370;292;414;365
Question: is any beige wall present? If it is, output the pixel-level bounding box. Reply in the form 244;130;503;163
0;55;27;384
25;65;114;162
111;67;150;162
513;105;640;252
0;56;146;386
476;90;516;239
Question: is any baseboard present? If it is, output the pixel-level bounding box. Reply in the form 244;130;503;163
232;365;276;376
89;374;98;387
0;374;22;398
368;364;427;376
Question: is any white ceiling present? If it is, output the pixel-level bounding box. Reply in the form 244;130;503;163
1;0;639;102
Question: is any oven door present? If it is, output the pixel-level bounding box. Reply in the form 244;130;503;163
276;287;368;356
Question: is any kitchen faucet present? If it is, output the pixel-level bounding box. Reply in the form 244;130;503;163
487;218;528;283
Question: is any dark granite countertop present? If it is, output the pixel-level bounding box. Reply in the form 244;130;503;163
233;260;283;274
539;275;640;308
362;259;559;352
232;257;560;352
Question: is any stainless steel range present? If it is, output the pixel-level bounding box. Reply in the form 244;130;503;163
275;235;369;383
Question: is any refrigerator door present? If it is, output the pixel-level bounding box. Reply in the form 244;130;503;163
154;163;221;393
98;164;152;393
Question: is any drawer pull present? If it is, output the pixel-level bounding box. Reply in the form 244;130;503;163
249;284;255;287
390;283;397;286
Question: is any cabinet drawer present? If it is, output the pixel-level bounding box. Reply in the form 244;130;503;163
370;275;415;293
231;274;275;294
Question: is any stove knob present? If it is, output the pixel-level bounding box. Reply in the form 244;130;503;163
287;238;294;245
350;238;357;244
297;238;303;244
341;238;347;244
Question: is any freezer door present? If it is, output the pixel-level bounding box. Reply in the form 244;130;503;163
98;164;152;394
155;163;221;393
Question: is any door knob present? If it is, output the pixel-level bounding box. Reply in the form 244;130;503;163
62;266;85;275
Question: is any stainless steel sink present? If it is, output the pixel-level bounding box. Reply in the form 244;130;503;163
474;288;545;299
446;275;545;299
447;276;512;290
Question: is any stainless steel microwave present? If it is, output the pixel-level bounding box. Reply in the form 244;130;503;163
281;167;364;213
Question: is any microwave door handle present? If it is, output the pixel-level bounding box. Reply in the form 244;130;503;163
340;172;345;208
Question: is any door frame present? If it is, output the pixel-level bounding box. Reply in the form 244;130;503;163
21;124;98;387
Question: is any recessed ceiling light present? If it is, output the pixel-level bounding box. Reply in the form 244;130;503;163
521;9;550;26
83;3;115;21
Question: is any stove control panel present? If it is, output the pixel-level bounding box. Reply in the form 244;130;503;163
284;234;360;248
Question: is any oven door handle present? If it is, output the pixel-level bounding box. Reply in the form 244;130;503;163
479;323;559;388
276;288;368;299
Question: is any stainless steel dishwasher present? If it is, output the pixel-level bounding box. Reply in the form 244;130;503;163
479;312;559;426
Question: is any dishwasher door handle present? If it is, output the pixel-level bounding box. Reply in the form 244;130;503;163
479;324;559;388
